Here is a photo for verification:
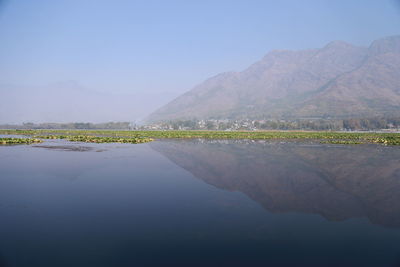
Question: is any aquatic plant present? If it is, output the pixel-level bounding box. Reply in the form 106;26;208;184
0;137;42;145
320;140;363;145
65;135;154;144
34;135;153;144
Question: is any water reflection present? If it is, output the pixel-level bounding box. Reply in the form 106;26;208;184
0;252;6;267
151;139;400;228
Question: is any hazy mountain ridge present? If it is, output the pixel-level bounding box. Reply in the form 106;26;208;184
147;35;400;122
0;81;179;124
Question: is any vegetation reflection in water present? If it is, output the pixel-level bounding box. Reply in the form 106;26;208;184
0;129;400;145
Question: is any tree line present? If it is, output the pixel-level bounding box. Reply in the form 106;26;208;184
145;117;400;131
2;117;400;131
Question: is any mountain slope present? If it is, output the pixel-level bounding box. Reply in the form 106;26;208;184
147;35;400;122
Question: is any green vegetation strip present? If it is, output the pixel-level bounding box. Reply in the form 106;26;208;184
1;129;400;145
0;137;42;145
34;135;154;144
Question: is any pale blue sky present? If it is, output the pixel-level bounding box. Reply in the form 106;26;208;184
0;0;399;122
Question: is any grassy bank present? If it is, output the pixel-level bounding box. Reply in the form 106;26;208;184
1;129;400;145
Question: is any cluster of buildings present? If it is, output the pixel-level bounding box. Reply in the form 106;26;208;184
140;119;283;131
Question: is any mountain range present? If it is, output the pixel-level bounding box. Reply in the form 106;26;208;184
147;35;400;122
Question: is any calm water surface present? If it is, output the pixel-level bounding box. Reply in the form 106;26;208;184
0;138;400;267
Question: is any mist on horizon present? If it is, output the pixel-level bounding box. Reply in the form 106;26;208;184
1;0;400;124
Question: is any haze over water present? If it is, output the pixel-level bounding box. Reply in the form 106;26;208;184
0;138;399;266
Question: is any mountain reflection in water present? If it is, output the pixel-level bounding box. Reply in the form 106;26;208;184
150;139;400;228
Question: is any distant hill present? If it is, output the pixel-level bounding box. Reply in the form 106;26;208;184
147;35;400;122
0;81;177;124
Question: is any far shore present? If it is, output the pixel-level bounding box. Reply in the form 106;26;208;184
1;129;400;146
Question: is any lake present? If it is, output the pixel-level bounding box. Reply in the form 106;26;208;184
0;138;400;267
